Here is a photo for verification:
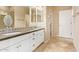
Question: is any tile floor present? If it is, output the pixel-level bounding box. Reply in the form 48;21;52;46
35;37;75;52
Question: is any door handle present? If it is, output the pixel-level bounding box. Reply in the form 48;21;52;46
33;33;35;35
33;44;35;46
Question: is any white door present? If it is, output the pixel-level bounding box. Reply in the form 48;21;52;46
59;10;72;38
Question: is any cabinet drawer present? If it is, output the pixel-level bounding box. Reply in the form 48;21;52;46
0;42;19;52
7;33;33;46
0;33;33;50
7;44;19;52
0;48;10;52
0;39;10;49
33;30;44;35
32;30;44;51
32;36;44;51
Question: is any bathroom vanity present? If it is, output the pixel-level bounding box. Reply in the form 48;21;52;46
0;28;44;52
0;6;45;52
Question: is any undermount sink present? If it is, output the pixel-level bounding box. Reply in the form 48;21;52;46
2;32;21;35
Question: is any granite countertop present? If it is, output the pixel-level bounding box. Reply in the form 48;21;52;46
0;27;44;41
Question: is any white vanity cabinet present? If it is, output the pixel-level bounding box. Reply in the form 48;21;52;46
18;38;33;52
0;38;33;52
0;33;33;52
0;29;44;52
31;30;44;50
8;38;33;52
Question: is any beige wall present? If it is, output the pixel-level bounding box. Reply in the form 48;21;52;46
57;6;72;10
46;7;60;38
14;6;25;28
14;6;29;28
52;7;59;37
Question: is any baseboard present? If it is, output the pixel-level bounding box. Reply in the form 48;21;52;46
53;35;73;43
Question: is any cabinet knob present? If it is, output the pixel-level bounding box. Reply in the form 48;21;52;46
17;45;22;48
33;33;35;35
33;38;35;40
19;45;22;47
17;46;19;48
33;44;35;46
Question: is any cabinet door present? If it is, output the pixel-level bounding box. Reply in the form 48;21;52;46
19;39;33;52
8;38;33;52
8;44;19;52
2;38;33;52
0;48;10;52
8;33;33;46
18;33;33;52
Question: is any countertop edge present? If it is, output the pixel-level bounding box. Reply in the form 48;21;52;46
0;28;45;41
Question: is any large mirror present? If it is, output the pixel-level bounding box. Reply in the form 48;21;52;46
37;9;42;22
0;6;43;30
31;7;36;22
